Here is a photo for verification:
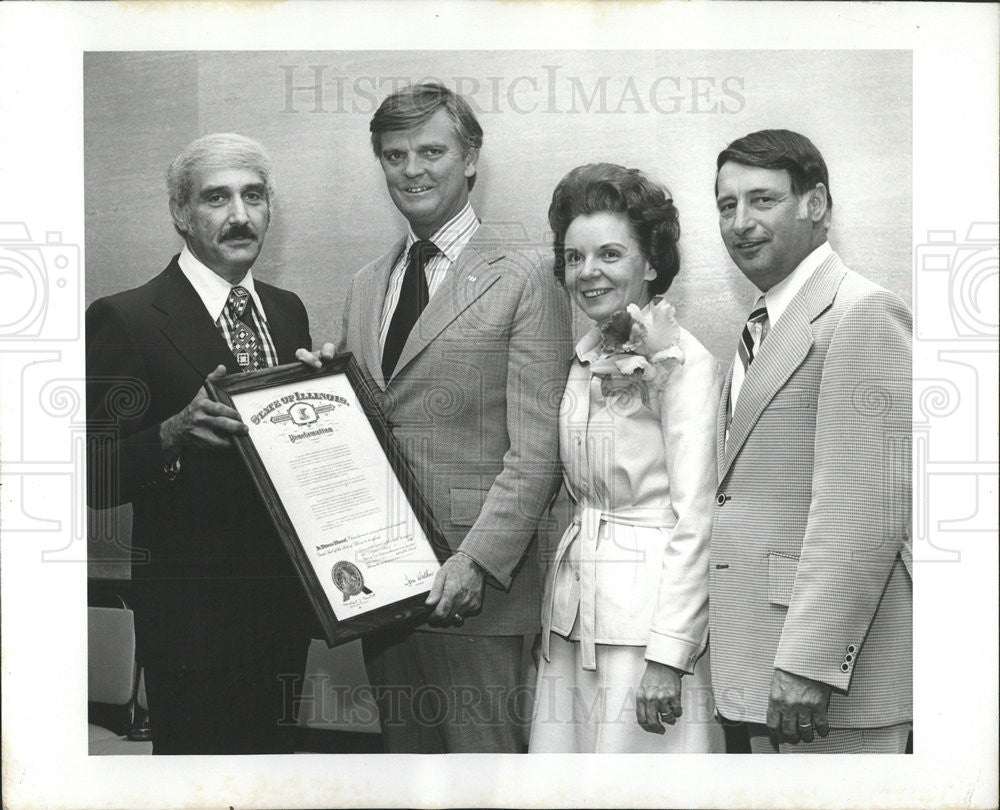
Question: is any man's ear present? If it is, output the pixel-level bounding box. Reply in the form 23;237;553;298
169;198;189;235
463;147;480;180
806;183;829;224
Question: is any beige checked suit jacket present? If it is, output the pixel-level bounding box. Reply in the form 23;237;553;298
709;250;912;727
337;230;574;636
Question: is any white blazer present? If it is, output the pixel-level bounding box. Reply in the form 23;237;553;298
541;314;722;672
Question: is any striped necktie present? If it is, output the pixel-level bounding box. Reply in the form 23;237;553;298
737;297;769;373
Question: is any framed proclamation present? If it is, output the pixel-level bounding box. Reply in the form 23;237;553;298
206;353;450;646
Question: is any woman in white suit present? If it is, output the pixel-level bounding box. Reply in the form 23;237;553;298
530;164;725;753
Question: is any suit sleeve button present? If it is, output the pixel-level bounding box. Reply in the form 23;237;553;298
841;663;850;672
845;653;854;662
847;644;857;654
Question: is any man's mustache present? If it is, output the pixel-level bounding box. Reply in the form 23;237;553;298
221;224;257;242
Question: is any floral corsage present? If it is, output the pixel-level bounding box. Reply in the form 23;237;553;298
580;297;685;409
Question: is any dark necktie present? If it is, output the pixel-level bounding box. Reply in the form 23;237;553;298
382;239;440;380
225;285;265;371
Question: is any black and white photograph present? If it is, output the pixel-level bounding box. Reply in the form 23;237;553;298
0;2;996;808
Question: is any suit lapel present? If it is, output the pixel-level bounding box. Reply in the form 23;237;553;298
716;360;735;481
256;285;296;364
720;252;847;479
389;237;504;381
152;257;239;378
359;240;404;390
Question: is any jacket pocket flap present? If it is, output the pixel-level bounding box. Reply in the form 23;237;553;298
767;386;816;410
767;553;799;607
449;488;489;527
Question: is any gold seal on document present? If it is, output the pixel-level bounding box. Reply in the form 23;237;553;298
332;561;373;602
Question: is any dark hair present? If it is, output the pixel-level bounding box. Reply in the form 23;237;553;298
370;82;484;190
716;129;832;209
548;163;681;295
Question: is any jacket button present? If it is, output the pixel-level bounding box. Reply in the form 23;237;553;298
847;644;857;654
845;653;853;662
841;662;850;672
716;493;729;506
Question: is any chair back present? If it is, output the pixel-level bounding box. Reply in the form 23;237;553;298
88;606;136;706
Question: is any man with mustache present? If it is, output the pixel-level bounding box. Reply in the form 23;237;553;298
302;83;572;752
86;133;314;754
709;129;912;753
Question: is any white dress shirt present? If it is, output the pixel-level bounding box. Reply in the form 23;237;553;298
178;245;269;323
728;241;833;419
177;245;277;367
377;201;479;355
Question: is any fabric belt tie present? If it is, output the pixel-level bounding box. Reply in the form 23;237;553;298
542;504;676;671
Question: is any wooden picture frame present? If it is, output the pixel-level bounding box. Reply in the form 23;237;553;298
206;353;450;646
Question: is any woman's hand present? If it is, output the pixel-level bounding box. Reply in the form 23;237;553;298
294;342;338;369
636;660;684;734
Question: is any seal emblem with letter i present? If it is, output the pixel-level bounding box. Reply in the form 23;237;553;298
332;561;373;602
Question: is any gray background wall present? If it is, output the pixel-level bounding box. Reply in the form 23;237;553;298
85;49;911;577
84;51;911;346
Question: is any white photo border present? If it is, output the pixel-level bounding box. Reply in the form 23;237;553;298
1;2;997;809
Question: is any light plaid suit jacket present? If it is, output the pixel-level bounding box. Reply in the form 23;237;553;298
709;250;913;727
337;230;574;636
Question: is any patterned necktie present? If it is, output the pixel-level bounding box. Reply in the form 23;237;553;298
224;285;265;371
382;239;440;380
737;297;769;373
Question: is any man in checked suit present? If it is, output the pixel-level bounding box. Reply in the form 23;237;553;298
86;133;313;754
709;129;912;753
303;83;573;752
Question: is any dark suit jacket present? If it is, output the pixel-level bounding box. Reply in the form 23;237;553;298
86;255;314;669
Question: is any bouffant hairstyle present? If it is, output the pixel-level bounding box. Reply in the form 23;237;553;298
716;129;832;210
369;82;484;190
548;163;681;296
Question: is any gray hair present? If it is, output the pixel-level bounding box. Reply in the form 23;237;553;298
166;132;274;211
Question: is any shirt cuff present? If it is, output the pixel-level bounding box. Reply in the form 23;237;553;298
644;630;702;674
